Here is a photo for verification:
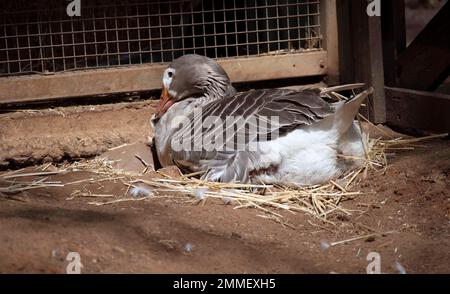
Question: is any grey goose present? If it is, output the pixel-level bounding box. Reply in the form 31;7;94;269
151;54;369;186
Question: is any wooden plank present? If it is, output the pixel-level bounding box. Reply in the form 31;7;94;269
221;51;328;84
0;52;327;104
381;0;406;86
397;2;450;91
338;0;386;124
320;0;340;85
336;0;353;84
386;86;450;133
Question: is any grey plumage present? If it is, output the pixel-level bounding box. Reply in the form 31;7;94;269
153;54;369;185
170;90;367;183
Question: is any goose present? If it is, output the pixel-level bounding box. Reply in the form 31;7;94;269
151;54;369;186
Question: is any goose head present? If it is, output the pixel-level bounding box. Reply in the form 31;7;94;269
155;54;235;119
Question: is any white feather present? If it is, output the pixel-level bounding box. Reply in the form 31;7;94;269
395;261;407;274
184;243;194;253
253;120;341;186
320;241;331;250
193;188;207;200
129;186;153;198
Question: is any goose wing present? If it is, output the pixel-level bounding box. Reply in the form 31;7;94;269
168;88;335;182
190;88;334;143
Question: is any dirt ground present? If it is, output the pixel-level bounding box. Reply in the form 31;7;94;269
0;100;156;168
0;101;449;274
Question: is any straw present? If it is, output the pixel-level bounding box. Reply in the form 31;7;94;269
1;87;447;227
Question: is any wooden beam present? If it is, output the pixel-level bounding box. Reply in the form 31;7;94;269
336;0;353;84
381;0;406;86
320;0;340;85
397;2;450;91
338;0;386;123
0;52;327;104
221;52;328;84
386;86;450;133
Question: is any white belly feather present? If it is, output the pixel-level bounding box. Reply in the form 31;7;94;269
252;120;365;186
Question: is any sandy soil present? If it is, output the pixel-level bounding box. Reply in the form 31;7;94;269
0;104;449;274
0;100;157;169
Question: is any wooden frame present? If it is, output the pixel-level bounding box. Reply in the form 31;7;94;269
0;52;327;104
381;0;406;86
337;0;386;124
396;1;450;91
386;87;450;133
382;1;450;133
320;0;340;86
0;1;336;105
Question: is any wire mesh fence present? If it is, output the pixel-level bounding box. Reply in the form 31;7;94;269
0;0;322;76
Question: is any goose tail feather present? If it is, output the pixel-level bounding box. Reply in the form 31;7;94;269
332;87;373;136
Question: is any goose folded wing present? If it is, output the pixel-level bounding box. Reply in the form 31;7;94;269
169;89;335;179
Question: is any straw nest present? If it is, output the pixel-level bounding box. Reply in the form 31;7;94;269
1;84;447;225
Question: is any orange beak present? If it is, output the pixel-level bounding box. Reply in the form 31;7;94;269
156;87;174;118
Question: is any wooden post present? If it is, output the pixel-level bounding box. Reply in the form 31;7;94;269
321;0;340;86
337;0;386;123
381;0;406;86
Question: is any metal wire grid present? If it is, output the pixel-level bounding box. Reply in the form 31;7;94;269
0;0;322;76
